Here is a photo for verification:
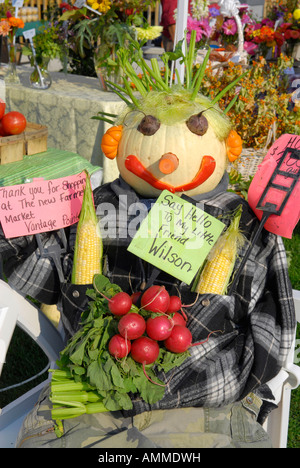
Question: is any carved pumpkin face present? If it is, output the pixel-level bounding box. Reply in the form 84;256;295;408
117;118;227;198
101;90;242;198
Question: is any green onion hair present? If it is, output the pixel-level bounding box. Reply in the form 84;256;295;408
116;87;232;141
103;31;247;141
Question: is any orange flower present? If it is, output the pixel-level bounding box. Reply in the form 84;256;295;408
8;17;24;29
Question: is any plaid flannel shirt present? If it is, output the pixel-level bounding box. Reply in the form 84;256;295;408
0;177;296;414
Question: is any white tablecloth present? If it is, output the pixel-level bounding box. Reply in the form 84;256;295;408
0;65;125;183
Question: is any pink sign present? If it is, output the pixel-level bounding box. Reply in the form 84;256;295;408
248;134;300;239
0;172;87;238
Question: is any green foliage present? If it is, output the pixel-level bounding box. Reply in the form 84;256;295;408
21;24;63;65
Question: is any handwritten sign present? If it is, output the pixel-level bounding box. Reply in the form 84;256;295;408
128;190;225;284
248;134;300;238
74;0;102;15
0;172;87;238
12;0;23;7
23;28;36;41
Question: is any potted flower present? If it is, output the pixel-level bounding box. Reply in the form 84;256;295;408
22;23;63;66
20;23;64;88
0;11;24;83
56;0;159;90
244;1;300;60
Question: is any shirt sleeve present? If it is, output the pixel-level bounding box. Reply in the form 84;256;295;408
0;227;74;304
160;0;178;28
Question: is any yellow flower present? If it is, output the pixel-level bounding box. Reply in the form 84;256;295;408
293;8;300;20
87;0;111;13
98;0;111;13
134;26;163;41
252;29;261;37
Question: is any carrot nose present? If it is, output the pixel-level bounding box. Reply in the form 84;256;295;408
158;153;179;174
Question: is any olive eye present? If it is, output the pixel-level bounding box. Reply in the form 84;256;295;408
186;112;208;136
137;115;160;136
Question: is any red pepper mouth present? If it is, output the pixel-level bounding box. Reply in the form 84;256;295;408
124;154;216;193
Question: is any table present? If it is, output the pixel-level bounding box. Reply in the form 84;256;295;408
0;147;103;188
0;66;125;183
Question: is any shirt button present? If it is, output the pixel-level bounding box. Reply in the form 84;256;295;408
201;299;210;307
246;396;253;404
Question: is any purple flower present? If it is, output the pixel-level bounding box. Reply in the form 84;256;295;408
222;19;237;35
209;7;220;17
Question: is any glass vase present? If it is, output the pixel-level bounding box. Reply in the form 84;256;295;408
5;37;20;84
29;57;52;90
93;44;123;92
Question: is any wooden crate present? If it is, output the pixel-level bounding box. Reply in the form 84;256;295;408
0;122;48;165
23;122;48;155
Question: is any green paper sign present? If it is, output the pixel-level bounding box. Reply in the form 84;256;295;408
127;191;225;284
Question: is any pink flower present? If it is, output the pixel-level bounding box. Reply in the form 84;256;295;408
241;13;251;25
186;16;212;43
244;41;258;54
198;18;212;37
0;19;11;37
187;16;198;29
222;19;237;35
261;18;274;28
239;3;250;12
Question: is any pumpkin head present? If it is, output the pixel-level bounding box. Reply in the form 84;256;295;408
100;36;244;198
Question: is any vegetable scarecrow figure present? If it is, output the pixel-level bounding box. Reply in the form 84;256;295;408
2;36;296;448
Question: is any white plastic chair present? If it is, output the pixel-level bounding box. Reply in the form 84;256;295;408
263;289;300;448
0;280;299;448
0;279;65;448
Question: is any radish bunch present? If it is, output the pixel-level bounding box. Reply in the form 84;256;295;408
107;285;191;367
54;274;222;414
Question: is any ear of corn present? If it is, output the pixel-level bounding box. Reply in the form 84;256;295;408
193;205;245;295
71;171;102;285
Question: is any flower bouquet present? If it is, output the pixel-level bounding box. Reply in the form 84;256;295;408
199;54;300;179
244;1;300;59
55;0;159;87
0;12;24;83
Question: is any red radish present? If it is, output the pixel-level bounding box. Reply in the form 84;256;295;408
130;336;160;365
164;325;192;353
118;313;146;340
131;291;141;304
108;334;131;358
146;315;173;341
131;336;166;387
171;312;187;327
100;291;132;315
166;295;182;314
164;326;221;354
141;285;170;313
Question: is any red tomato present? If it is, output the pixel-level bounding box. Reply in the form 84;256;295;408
0;99;6;120
1;111;26;135
0;120;8;137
